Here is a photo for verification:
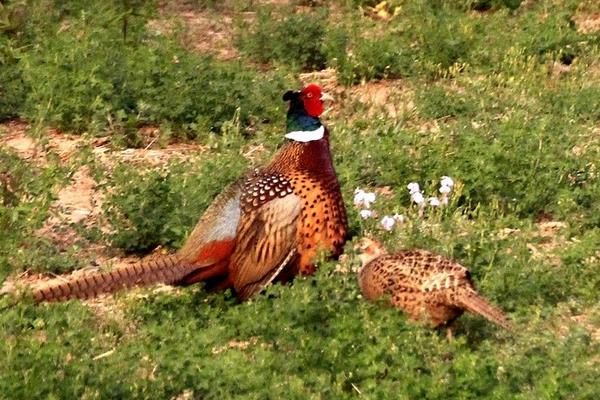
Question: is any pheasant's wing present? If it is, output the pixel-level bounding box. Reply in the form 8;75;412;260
382;254;431;292
229;194;301;300
418;261;474;309
178;179;243;267
419;262;471;293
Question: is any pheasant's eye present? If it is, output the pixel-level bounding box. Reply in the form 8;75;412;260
306;92;313;99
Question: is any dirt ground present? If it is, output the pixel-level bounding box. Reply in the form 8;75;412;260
0;120;203;301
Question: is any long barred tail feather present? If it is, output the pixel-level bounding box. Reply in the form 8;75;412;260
458;290;512;331
31;254;194;303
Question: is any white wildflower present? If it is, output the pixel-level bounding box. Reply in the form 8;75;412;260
407;182;420;194
439;177;454;206
428;197;441;207
353;188;366;207
353;188;376;208
411;191;424;205
362;192;376;208
392;214;405;223
440;176;454;188
380;215;396;231
439;185;452;194
359;209;374;219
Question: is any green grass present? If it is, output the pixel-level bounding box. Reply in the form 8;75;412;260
1;0;599;398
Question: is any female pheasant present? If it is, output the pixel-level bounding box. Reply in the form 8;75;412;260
357;239;511;334
26;84;348;302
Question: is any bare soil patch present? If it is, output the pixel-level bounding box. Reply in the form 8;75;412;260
1;119;206;251
0;120;87;165
571;311;600;342
1;120;208;303
555;303;600;342
574;13;600;34
526;221;567;266
0;120;38;160
350;80;414;120
151;1;240;60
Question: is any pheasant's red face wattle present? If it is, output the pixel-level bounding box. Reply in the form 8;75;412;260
300;84;324;117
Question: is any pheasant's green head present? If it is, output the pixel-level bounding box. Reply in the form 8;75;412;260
283;84;331;142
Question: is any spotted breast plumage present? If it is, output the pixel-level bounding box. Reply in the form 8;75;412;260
24;84;348;303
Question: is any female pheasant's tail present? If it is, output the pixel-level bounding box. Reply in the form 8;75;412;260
458;289;512;331
30;254;194;303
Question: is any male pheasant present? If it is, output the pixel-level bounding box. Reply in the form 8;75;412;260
25;84;348;303
357;239;511;334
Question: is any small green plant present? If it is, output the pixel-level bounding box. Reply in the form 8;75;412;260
188;0;256;10
327;27;416;84
416;85;476;119
541;86;600;122
102;152;248;253
0;60;26;121
103;168;186;252
0;36;28;121
236;7;328;71
0;148;67;278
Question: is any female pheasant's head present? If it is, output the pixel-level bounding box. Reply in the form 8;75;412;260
283;84;332;142
356;237;386;267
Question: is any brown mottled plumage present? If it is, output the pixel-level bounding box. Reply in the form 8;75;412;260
22;84;347;303
357;239;511;331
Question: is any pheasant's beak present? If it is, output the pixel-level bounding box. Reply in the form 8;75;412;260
320;92;334;117
320;92;334;102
